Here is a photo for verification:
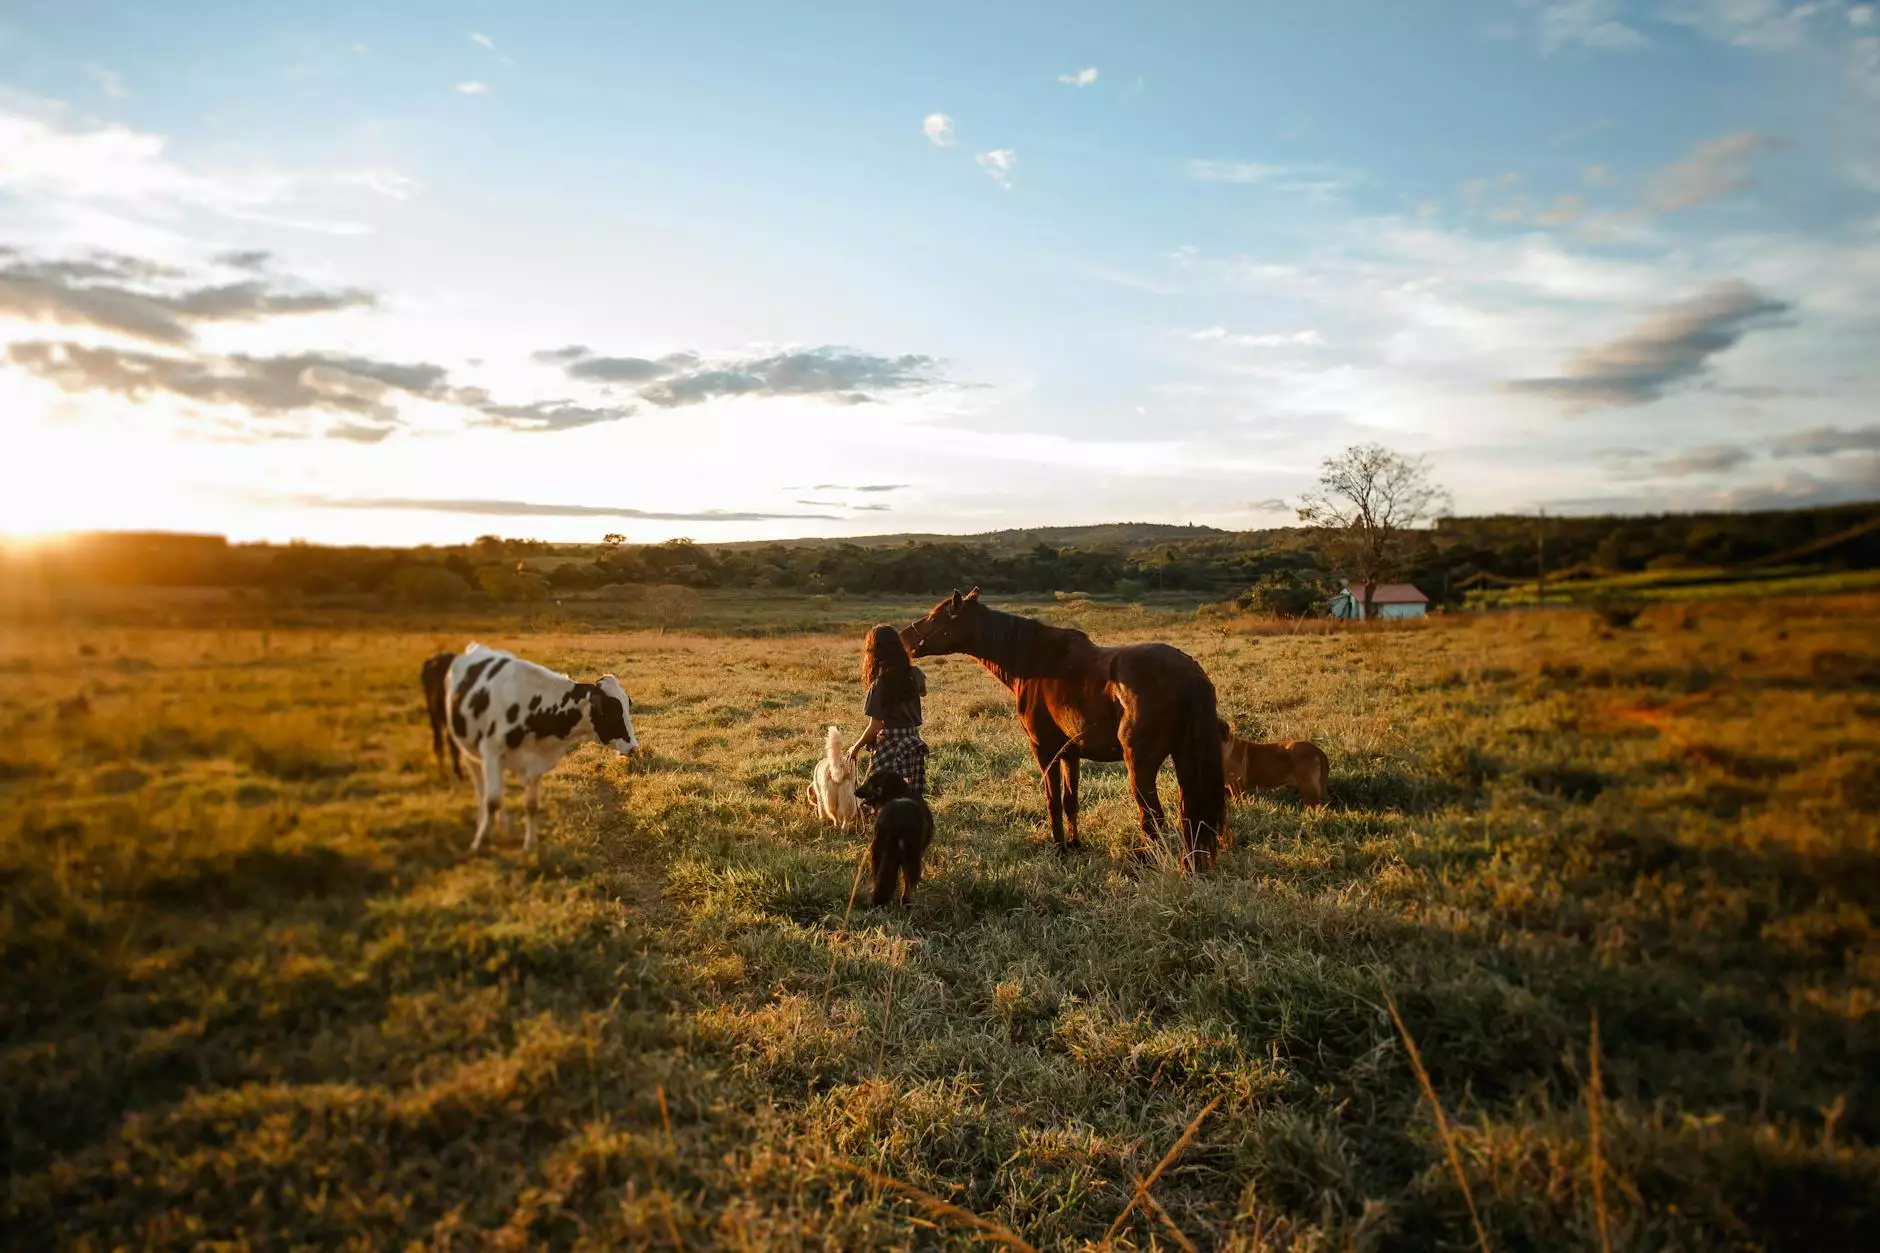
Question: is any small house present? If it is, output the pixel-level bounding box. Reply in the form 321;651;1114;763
1328;582;1429;620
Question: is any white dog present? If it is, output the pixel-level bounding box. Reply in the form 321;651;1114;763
806;724;860;828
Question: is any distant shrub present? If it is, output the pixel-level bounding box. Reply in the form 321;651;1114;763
1112;578;1147;600
477;563;551;604
1237;570;1325;618
387;566;472;608
1588;599;1643;629
637;584;703;630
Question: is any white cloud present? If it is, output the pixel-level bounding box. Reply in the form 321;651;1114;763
1057;66;1099;87
1185;159;1355;201
976;148;1016;188
455;81;490;95
1533;0;1647;53
922;112;955;147
84;64;128;100
0;99;419;238
1662;0;1831;50
1187;327;1326;348
468;31;513;66
1186;159;1283;184
1854;5;1876;25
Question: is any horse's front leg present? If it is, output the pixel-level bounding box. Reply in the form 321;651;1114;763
1033;737;1070;849
1058;752;1082;849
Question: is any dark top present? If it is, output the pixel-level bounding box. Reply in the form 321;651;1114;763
864;666;927;729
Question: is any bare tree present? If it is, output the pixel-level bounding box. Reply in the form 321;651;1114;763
1296;443;1451;621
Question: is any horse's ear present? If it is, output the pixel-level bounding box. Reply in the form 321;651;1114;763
965;586;980;601
948;588;963;612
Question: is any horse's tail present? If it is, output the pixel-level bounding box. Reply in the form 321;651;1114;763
1173;674;1227;866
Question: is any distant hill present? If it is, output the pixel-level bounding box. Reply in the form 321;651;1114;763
704;521;1239;556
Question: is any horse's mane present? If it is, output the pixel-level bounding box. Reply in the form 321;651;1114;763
967;603;1089;685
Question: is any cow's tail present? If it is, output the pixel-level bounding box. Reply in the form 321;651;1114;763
1172;673;1228;869
421;653;455;765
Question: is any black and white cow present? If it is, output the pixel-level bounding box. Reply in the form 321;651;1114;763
444;642;640;852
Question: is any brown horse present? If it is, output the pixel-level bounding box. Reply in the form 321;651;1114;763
902;587;1226;870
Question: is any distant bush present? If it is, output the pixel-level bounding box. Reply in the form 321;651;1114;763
1112;578;1147;600
1593;601;1644;629
636;584;703;630
1238;570;1325;618
477;564;551;604
387;566;472;608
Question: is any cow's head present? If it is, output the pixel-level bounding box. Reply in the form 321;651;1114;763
902;585;980;658
588;675;640;756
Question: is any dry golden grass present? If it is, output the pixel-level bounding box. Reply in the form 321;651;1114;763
2;593;1877;1249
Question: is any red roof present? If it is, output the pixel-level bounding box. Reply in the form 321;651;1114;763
1333;582;1428;604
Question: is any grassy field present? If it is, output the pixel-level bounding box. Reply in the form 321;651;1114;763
1466;565;1880;608
3;593;1877;1250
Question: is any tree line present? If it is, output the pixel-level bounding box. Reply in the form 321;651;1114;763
5;499;1873;614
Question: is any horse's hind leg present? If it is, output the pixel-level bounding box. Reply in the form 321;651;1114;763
1033;737;1072;850
1059;753;1083;849
1123;748;1171;857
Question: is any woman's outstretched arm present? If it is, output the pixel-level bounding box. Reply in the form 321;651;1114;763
848;716;884;759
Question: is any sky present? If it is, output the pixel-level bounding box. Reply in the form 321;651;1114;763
1;0;1876;546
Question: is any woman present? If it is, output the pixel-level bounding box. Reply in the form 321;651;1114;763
848;624;929;796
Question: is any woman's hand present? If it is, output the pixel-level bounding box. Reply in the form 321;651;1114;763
848;717;884;761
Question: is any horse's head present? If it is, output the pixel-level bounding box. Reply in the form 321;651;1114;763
902;586;980;658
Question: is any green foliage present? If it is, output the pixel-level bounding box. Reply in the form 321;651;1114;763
1238;568;1327;617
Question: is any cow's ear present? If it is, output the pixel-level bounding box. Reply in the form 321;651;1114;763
965;585;980;601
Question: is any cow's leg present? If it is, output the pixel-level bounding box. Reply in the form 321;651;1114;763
522;775;543;852
1058;752;1083;849
472;744;504;852
463;750;487;849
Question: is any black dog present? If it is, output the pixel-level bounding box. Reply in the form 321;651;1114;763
854;768;935;907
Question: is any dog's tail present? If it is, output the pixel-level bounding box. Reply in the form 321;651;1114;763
824;724;845;766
